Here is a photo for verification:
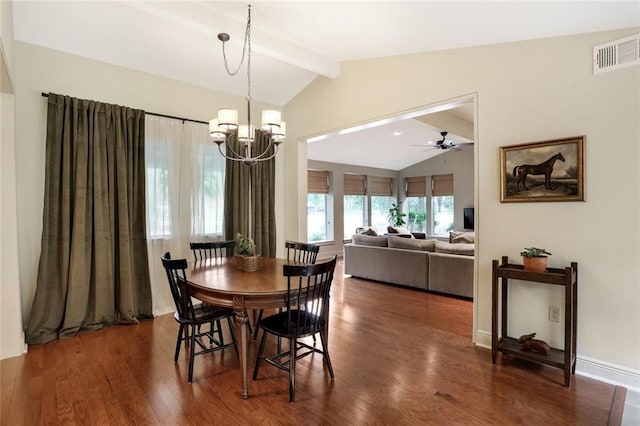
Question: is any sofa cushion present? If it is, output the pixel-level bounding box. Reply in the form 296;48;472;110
388;237;437;252
435;240;474;256
450;231;475;244
352;234;388;247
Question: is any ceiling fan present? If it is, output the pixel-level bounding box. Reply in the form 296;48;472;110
413;131;460;152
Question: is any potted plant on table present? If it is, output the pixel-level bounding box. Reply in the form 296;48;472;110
235;233;260;272
520;247;552;272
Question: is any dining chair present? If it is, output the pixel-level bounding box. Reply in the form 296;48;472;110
161;252;238;383
285;240;320;264
252;241;320;341
252;255;337;403
189;240;236;262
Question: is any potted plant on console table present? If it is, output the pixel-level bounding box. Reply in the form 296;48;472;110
520;247;552;272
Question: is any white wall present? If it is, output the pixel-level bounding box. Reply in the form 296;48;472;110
11;41;284;335
284;29;640;379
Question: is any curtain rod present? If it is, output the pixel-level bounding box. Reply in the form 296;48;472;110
41;92;209;125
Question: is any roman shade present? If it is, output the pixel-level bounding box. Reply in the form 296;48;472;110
432;174;454;196
308;170;329;194
405;176;426;197
369;176;392;196
344;174;366;195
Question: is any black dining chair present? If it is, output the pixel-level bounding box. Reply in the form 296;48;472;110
161;252;238;383
252;255;337;403
252;241;320;341
285;240;320;264
190;240;236;262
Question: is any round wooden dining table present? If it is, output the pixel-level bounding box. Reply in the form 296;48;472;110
187;256;330;399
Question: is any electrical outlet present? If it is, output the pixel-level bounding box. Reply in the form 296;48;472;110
548;305;560;322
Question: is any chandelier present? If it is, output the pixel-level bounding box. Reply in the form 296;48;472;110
209;4;285;166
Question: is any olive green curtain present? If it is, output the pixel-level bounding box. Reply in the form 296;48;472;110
224;130;276;256
26;93;152;344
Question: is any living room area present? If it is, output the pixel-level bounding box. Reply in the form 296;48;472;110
306;95;477;303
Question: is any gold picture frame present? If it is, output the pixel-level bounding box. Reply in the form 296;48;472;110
500;136;585;203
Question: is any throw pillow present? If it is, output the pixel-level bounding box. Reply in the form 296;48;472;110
391;226;415;238
450;231;475;244
388;237;436;252
435;240;474;256
351;234;389;247
359;226;378;236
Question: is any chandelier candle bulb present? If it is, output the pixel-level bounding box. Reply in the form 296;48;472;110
238;124;255;142
217;109;238;130
261;110;282;131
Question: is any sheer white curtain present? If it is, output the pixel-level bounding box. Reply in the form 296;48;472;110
145;116;225;316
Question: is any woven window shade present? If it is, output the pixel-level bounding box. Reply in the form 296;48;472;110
308;170;329;194
369;176;392;196
405;176;426;197
344;174;366;195
432;174;454;196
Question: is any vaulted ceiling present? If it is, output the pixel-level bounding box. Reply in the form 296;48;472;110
12;1;639;168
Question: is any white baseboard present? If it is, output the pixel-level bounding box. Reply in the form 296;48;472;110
475;330;640;424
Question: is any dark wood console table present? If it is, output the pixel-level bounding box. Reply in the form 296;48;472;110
492;256;578;386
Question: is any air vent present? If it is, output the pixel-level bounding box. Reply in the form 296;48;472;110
593;33;640;74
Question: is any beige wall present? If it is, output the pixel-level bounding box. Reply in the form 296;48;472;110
1;0;25;359
11;41;284;332
284;29;640;373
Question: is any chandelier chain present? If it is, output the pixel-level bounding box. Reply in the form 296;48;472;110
220;5;252;78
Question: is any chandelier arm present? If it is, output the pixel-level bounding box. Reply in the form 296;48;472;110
217;139;246;161
252;138;276;160
250;146;279;162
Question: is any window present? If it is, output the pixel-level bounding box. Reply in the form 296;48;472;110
405;197;427;232
432;174;454;236
343;174;366;239
405;176;427;233
307;170;331;242
369;176;394;234
145;117;225;240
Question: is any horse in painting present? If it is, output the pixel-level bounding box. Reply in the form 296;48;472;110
512;152;565;192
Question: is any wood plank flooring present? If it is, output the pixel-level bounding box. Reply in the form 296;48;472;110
2;260;622;425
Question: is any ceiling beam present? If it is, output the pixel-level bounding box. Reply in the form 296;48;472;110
120;1;340;79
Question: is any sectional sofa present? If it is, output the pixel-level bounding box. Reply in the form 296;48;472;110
343;233;474;299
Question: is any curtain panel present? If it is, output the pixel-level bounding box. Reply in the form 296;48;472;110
26;94;152;344
224;130;276;257
145;117;225;315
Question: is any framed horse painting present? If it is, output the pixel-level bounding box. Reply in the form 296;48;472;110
500;136;585;202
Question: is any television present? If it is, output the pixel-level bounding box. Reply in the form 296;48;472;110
463;207;474;230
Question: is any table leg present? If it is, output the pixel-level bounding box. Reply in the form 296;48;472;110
233;297;249;400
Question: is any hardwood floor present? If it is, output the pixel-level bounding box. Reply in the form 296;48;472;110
2;260;622;425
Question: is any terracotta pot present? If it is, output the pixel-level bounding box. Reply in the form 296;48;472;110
522;256;548;272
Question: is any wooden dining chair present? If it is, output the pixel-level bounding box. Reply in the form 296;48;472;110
189;240;236;262
161;252;238;383
252;241;320;341
252;255;337;403
285;240;320;264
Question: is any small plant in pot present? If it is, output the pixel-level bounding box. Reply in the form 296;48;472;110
520;247;552;272
235;233;260;271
